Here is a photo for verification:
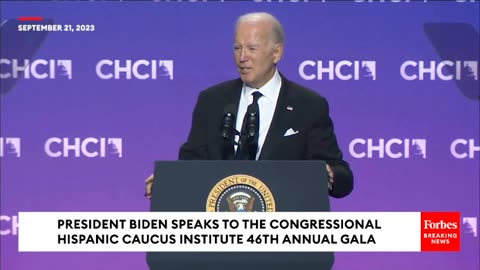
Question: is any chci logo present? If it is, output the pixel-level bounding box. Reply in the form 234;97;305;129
206;174;275;212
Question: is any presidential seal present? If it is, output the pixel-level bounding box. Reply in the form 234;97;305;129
206;174;276;212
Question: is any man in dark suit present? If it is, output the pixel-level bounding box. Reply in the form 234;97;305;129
146;12;353;199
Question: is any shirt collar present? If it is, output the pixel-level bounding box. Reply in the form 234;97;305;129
242;69;282;103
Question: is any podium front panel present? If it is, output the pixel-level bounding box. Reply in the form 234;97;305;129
148;160;333;270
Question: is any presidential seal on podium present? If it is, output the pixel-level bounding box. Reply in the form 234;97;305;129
206;174;276;212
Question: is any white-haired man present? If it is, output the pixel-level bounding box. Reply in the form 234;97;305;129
146;12;353;199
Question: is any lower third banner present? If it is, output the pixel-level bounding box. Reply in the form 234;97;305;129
18;212;461;252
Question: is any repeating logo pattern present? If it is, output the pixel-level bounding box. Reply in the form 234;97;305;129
44;137;123;158
0;137;21;157
349;138;427;159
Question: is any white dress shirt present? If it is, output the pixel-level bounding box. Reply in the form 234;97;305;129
234;69;282;160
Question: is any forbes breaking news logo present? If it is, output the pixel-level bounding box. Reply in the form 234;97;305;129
96;59;173;80
421;212;460;251
401;60;478;81
299;60;376;80
44;137;122;158
0;59;72;79
0;137;21;157
450;139;479;159
349;138;426;159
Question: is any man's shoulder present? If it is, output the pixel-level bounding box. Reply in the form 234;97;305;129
284;78;328;104
199;78;242;98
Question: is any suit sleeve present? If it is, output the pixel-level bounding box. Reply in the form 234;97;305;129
306;97;354;198
178;92;209;160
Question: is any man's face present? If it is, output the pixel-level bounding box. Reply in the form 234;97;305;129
234;21;282;89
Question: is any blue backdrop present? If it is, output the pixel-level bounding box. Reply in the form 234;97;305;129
1;1;479;270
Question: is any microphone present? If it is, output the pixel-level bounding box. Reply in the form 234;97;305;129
246;109;258;140
221;104;238;143
243;106;259;160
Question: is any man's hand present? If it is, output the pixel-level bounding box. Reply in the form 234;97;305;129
145;174;154;199
326;164;334;191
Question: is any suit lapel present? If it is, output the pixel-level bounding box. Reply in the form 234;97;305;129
258;76;295;160
225;80;243;117
222;79;243;135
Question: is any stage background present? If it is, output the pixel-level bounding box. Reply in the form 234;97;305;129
1;1;479;270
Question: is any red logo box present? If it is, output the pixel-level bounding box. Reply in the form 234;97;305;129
421;212;461;251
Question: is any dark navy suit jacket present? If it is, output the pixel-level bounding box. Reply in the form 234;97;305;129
179;74;354;198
